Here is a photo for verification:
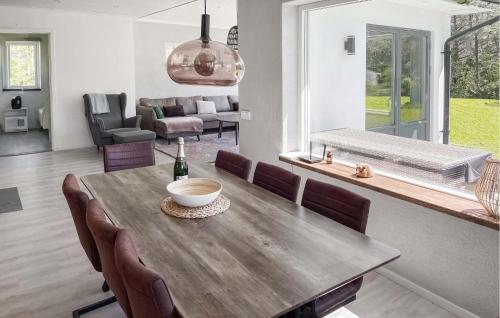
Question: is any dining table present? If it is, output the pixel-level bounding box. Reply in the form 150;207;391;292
81;162;401;318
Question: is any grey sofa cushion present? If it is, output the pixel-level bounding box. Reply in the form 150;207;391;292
140;97;176;108
228;95;239;111
217;111;239;116
188;113;218;122
228;95;238;105
204;95;231;112
176;96;202;115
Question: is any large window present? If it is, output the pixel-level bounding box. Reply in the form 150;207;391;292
301;2;497;198
3;41;41;90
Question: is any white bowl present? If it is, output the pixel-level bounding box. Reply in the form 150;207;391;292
166;178;222;208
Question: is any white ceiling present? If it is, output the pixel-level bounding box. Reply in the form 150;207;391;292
383;0;491;15
0;0;237;28
139;0;237;29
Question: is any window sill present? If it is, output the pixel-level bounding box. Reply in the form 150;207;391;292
279;153;499;231
3;88;42;92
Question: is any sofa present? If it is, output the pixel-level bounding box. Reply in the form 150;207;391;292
84;93;142;150
137;95;239;142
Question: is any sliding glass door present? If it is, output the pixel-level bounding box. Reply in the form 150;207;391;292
366;25;430;140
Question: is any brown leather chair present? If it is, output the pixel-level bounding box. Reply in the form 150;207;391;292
301;178;370;317
215;150;252;180
103;141;155;173
115;230;180;318
62;174;117;317
87;199;133;318
253;162;301;202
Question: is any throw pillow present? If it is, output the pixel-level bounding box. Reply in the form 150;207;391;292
163;105;185;117
196;101;217;114
153;106;165;119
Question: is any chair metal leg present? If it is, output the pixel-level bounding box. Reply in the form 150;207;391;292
197;135;201;141
72;296;117;318
218;121;223;138
101;280;109;292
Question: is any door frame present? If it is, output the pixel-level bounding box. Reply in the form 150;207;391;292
0;27;54;151
366;24;431;140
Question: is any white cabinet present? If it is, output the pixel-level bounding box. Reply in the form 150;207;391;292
3;108;28;133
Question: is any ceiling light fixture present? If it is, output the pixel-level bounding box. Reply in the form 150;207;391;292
165;0;245;86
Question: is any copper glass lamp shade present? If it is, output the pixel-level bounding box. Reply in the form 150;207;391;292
166;14;245;86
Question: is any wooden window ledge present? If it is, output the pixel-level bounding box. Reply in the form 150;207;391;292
279;154;499;231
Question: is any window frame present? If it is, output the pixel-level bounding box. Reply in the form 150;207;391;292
3;40;42;90
297;1;482;200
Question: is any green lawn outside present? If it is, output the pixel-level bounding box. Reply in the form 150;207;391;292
365;96;499;157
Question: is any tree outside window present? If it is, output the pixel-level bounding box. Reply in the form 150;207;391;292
4;41;41;90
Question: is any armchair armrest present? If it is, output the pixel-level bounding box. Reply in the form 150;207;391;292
136;106;156;131
124;115;142;128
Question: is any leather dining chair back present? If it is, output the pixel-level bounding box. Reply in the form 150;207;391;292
115;230;179;318
253;162;301;202
215;150;252;180
103;141;155;173
301;178;370;317
301;178;370;233
62;174;101;272
87;199;133;318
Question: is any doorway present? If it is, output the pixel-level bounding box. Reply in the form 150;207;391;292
365;24;430;140
0;32;51;156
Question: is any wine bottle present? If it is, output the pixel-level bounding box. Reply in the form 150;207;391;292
173;137;188;181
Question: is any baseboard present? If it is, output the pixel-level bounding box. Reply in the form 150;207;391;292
376;268;480;318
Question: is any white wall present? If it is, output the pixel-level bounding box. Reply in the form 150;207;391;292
306;0;449;141
239;0;285;164
134;21;238;101
0;6;136;150
0;33;50;130
238;0;499;317
290;165;499;318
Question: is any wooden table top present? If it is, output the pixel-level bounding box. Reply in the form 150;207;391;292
82;163;400;318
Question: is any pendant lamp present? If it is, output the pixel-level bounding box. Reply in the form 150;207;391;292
166;0;245;86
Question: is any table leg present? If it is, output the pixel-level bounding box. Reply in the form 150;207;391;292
218;121;223;138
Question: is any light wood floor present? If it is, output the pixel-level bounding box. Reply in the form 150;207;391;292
0;148;458;318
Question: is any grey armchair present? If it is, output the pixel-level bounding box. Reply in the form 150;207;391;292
84;93;142;150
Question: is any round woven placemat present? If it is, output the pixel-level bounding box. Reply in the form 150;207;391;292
161;195;230;219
